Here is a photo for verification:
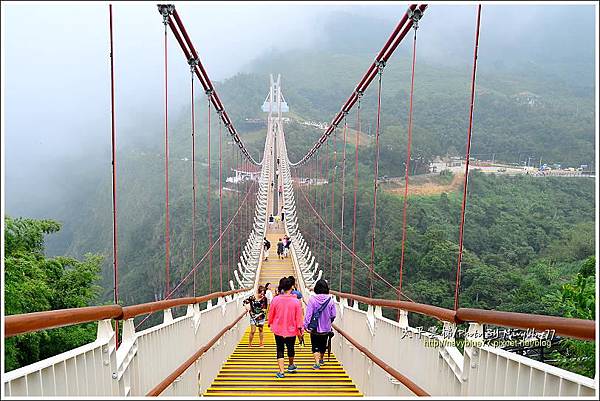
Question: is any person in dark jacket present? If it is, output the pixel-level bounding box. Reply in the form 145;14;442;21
283;235;291;258
263;238;271;261
304;279;336;369
288;276;303;300
277;238;284;259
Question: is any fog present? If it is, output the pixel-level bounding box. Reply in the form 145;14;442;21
3;2;596;217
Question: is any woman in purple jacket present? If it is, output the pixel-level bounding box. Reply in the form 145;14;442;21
303;279;336;369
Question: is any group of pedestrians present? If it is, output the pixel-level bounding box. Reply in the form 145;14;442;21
276;235;291;259
268;214;283;229
264;236;291;260
245;277;336;378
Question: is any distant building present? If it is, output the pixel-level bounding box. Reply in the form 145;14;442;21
226;167;261;183
512;91;542;108
447;157;462;167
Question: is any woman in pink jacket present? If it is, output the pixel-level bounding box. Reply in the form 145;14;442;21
267;277;304;378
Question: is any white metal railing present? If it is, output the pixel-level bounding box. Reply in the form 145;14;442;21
3;292;251;397
329;296;596;396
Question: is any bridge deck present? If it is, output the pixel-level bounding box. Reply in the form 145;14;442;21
204;227;361;397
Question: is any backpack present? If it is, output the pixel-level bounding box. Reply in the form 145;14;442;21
308;297;331;332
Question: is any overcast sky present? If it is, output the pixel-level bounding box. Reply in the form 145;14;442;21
2;2;596;216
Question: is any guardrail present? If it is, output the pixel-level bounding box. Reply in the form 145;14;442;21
327;290;595;396
4;288;253;397
328;290;595;341
333;324;429;396
146;311;247;396
5;289;249;338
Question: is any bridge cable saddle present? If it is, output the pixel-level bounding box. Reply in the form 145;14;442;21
158;4;175;25
409;8;423;30
188;57;199;72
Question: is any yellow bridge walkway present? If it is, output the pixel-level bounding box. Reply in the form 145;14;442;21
205;228;361;397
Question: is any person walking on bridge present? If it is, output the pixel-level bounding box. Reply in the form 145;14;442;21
263;237;271;261
283;235;291;258
304;279;336;369
288;276;303;300
245;286;267;348
267;277;304;378
277;238;284;259
264;282;274;309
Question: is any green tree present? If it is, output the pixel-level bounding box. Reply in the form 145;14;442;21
546;256;596;377
4;216;103;371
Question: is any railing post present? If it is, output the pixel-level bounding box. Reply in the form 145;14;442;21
163;308;173;323
366;304;376;334
462;322;483;389
122;318;136;341
97;319;120;395
397;309;409;328
185;304;194;318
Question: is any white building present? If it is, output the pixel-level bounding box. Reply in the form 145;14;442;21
226;167;261;183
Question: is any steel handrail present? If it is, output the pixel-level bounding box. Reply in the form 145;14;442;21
146;311;247;396
333;324;429;396
330;290;595;341
331;290;454;321
5;288;250;338
456;308;595;341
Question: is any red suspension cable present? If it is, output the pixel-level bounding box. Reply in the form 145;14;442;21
236;150;240;264
191;68;197;297
108;4;119;349
226;141;232;286
350;96;361;294
163;19;170;298
369;66;384;298
399;27;419;296
323;140;330;273
338;118;348;292
329;128;338;278
207;94;212;293
312;154;319;252
454;4;482;311
219;117;223;291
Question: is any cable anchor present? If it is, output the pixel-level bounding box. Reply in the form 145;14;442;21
376;60;386;74
409;8;423;30
158;4;175;25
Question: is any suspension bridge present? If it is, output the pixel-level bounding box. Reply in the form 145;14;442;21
3;4;596;397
